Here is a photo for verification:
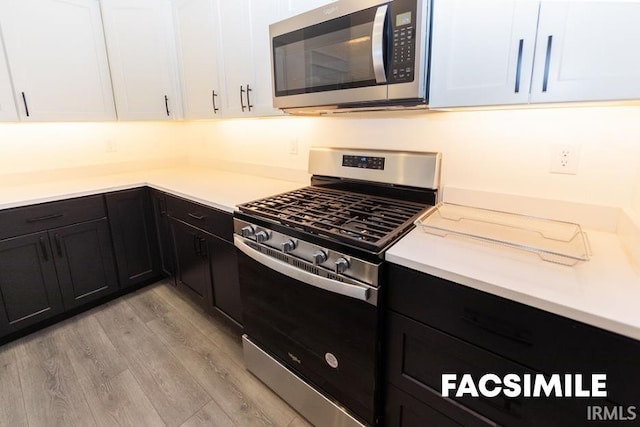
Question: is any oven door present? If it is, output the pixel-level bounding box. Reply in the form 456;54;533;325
235;236;380;425
270;0;390;109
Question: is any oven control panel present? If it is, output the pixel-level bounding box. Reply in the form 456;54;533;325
342;155;385;170
234;219;379;289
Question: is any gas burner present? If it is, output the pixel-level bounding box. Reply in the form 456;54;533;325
238;186;430;251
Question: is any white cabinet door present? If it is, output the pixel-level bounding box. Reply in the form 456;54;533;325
429;0;540;108
172;0;222;119
531;1;640;104
101;0;182;120
217;0;284;117
0;36;17;121
0;0;115;121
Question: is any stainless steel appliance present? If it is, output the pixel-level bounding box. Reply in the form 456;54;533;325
234;148;441;426
270;0;431;114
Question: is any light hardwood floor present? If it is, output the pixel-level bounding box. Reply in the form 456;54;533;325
0;280;311;427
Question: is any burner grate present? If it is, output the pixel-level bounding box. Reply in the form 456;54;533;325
239;186;429;251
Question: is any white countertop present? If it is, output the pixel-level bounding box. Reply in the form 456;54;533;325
0;167;304;213
386;226;640;341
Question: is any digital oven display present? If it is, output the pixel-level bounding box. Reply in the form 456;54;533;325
342;155;385;170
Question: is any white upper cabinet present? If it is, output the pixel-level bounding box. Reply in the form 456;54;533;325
0;0;115;121
172;0;222;119
530;1;640;104
0;36;17;121
430;0;640;109
101;0;182;120
429;0;540;108
217;0;284;117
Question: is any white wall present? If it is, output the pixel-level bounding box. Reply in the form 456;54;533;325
187;106;640;212
0;121;187;182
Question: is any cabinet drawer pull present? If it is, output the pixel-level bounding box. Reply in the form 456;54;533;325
462;309;533;346
26;213;64;223
240;85;246;112
212;90;219;114
187;213;206;221
21;92;30;117
246;84;253;112
54;234;63;257
39;237;49;261
542;35;553;92
514;39;524;93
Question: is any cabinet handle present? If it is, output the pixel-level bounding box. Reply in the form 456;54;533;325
187;212;206;221
193;235;200;256
39;237;49;261
21;92;30;117
164;95;170;116
462;308;533;346
542;35;553;92
198;237;207;258
54;234;63;257
514;39;524;93
26;213;63;223
246;84;253;112
240;86;246;112
212;90;219;114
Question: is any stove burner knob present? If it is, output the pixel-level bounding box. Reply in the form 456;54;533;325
241;226;255;238
255;230;270;243
282;239;296;253
335;258;349;274
312;250;327;265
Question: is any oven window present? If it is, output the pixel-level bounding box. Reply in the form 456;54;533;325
273;6;383;96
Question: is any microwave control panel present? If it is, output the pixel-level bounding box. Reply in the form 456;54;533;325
390;11;416;83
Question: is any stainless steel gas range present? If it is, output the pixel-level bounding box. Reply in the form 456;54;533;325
234;148;441;427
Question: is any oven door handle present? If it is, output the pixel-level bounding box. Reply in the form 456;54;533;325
234;236;375;305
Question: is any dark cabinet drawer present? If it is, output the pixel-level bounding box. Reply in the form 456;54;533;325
386;311;615;427
385;384;494;427
387;264;640;406
0;195;106;240
166;194;232;242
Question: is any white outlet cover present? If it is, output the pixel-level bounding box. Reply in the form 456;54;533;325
550;144;580;175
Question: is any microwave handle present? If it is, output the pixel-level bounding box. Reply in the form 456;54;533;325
372;5;388;84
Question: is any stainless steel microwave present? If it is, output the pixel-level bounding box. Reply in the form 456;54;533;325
270;0;431;114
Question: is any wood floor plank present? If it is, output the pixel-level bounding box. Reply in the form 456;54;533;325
0;343;28;427
95;299;210;427
180;400;236;427
60;313;165;427
153;282;244;363
287;416;313;427
124;285;170;323
61;312;127;385
82;369;167;427
146;310;298;427
15;326;97;427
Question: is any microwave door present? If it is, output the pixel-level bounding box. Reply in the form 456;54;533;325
271;3;389;109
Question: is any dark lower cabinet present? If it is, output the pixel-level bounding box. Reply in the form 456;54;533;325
52;219;119;309
0;232;64;336
384;263;640;427
166;194;242;324
171;219;213;308
150;189;174;276
106;188;161;288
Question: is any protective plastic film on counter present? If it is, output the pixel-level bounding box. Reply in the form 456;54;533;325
414;203;591;266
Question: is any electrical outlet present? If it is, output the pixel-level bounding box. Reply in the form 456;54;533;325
105;139;118;153
289;138;299;155
550;144;579;175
